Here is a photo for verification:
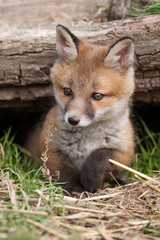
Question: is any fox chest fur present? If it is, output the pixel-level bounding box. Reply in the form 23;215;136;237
51;114;130;171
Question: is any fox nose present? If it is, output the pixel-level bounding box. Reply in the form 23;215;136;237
68;117;80;126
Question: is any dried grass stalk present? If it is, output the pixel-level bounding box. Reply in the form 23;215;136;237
41;119;57;182
27;219;68;239
0;208;48;216
5;172;17;209
109;159;160;184
0;143;4;161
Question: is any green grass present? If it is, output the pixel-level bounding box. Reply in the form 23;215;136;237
0;127;66;240
2;231;38;240
0;215;39;240
132;118;160;176
0;127;64;200
143;219;160;237
130;0;160;17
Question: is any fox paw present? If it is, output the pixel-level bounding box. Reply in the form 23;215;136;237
80;172;102;193
80;148;113;193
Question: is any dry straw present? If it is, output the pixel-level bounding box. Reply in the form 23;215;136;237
0;164;160;239
0;119;160;239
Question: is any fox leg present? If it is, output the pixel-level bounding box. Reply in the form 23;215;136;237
80;148;133;193
80;149;113;193
46;149;84;193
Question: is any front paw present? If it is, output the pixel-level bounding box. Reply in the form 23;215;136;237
80;148;113;193
80;170;102;193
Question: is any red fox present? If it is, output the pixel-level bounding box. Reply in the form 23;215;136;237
25;25;135;193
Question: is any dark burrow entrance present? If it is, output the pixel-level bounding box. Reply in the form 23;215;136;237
0;104;160;147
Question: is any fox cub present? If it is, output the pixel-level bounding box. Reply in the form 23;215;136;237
25;25;135;193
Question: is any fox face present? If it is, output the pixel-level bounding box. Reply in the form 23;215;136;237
51;25;135;127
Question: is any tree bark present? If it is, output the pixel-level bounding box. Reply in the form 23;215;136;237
0;14;160;118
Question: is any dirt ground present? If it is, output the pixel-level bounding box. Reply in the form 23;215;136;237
0;0;107;26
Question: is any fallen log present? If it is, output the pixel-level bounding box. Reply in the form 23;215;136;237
0;14;160;118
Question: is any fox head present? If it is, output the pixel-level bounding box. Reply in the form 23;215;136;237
51;25;135;127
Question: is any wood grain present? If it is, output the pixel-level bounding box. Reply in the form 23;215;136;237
0;14;160;116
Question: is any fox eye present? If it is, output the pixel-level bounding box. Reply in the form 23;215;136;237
63;88;72;96
92;93;104;101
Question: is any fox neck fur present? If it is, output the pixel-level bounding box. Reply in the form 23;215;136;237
50;105;132;171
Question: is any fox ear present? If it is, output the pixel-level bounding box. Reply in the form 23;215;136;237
104;37;134;70
56;25;79;62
